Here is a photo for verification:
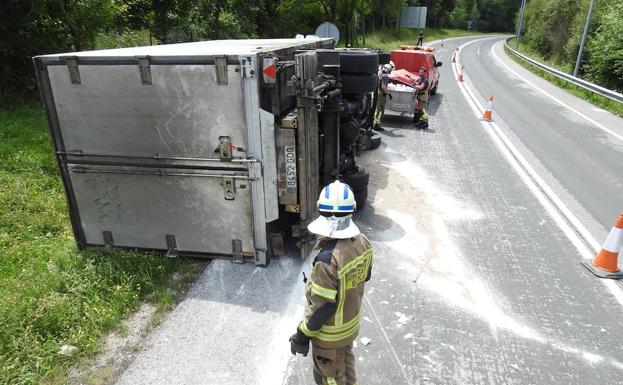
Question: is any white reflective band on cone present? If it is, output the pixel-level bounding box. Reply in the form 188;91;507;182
603;228;623;253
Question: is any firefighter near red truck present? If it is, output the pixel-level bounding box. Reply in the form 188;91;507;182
381;45;443;129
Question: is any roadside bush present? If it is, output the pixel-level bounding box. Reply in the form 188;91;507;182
584;1;623;92
95;29;154;49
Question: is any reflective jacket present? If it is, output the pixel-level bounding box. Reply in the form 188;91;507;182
299;234;373;349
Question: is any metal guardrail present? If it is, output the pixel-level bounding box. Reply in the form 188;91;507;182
504;38;623;104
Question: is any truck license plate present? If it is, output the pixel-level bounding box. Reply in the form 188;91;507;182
285;145;297;193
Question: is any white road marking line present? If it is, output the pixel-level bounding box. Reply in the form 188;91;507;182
364;296;411;384
490;40;623;143
477;46;481;57
450;38;623;308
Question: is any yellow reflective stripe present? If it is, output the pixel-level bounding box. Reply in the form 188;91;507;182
334;248;372;326
320;313;360;333
311;282;337;301
317;322;359;341
299;320;319;337
338;248;372;278
327;378;338;385
336;275;345;325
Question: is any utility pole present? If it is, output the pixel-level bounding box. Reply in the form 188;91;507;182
574;0;596;77
516;0;527;50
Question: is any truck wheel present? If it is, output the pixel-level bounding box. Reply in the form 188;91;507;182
340;119;360;145
341;73;377;94
342;165;369;192
338;49;379;74
353;187;368;210
366;132;382;150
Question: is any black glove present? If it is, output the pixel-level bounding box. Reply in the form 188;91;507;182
388;93;393;100
289;328;310;356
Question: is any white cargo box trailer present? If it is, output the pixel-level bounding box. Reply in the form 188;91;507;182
34;39;380;265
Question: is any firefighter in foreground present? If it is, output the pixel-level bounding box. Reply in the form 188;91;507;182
413;66;430;129
289;180;373;385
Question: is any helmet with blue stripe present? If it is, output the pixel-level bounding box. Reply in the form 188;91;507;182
317;180;356;215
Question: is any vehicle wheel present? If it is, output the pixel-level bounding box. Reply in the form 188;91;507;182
337;49;379;74
366;132;382;150
341;73;377;94
355;187;368;209
342;165;369;191
430;82;438;95
340;119;360;145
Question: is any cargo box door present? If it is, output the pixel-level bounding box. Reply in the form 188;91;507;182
43;59;258;259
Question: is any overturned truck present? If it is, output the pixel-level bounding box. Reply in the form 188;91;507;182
34;38;383;266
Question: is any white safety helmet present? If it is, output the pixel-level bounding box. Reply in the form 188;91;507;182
307;181;361;239
317;180;356;214
382;63;392;73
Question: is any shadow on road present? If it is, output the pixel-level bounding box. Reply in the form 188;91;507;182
428;92;444;115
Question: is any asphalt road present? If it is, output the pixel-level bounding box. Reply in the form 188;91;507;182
115;36;623;385
460;37;623;236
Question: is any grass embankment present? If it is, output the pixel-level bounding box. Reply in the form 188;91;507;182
0;104;202;384
506;38;623;118
362;28;487;52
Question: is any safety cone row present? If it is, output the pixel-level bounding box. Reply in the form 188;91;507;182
481;96;494;121
582;213;623;279
457;65;464;82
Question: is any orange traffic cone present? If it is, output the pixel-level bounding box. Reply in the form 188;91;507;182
582;213;623;279
457;65;464;82
481;96;493;121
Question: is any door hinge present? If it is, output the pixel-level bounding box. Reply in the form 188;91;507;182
215;56;228;85
219;136;232;161
136;56;152;85
232;239;243;264
240;56;256;78
103;231;114;246
65;56;81;84
166;234;178;258
221;176;236;200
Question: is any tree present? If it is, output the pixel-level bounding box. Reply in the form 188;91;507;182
584;0;623;91
45;0;118;51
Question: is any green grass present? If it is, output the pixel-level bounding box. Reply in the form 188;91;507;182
0;103;203;384
358;27;489;52
506;38;623;118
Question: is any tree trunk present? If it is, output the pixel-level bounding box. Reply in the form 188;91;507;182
69;26;82;51
362;12;365;46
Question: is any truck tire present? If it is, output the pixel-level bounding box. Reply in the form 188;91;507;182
338;49;379;74
353;187;368;210
344;165;369;209
340;73;377;94
430;81;438;95
366;132;382;150
340;119;360;145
